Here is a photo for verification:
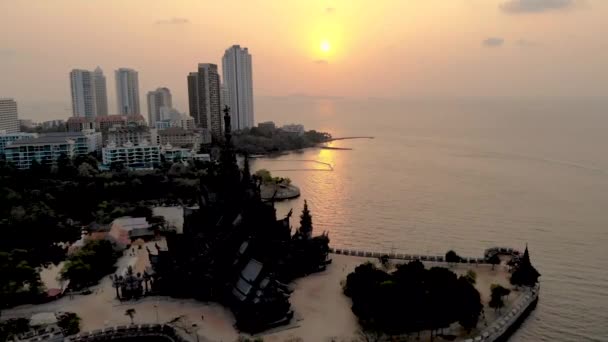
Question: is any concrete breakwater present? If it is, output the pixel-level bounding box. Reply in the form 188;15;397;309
329;247;540;342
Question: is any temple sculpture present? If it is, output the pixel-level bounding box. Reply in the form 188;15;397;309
148;106;331;332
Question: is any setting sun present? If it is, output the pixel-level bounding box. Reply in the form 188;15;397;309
320;40;331;53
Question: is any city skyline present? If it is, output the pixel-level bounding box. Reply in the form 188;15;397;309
2;0;608;121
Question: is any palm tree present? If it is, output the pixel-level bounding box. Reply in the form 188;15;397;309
125;308;136;325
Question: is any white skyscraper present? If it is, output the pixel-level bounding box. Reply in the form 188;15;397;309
115;68;140;115
70;68;108;118
222;45;254;130
147;87;172;127
92;67;108;116
70;69;96;118
0;98;19;133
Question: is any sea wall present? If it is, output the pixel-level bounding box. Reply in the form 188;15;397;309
467;284;540;342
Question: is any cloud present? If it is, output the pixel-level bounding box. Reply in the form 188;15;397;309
155;17;190;25
482;37;505;47
516;39;540;47
313;59;329;65
500;0;579;14
325;7;336;14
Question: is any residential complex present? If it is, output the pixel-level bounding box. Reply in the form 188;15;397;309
154;109;196;130
147;87;172;128
222;45;254;130
115;68;140;115
0;98;20;134
158;127;207;148
42;130;102;156
187;63;222;137
67;115;146;132
4;136;76;169
105;125;154;146
102;141;161;169
0;131;37;155
70;67;108;118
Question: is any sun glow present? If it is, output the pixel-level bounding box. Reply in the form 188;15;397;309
320;40;331;53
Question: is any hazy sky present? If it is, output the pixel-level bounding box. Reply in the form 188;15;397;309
1;0;607;118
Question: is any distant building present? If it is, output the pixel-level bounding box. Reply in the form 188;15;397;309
102;141;161;169
0;131;37;155
187;63;222;138
67;114;144;132
147;87;172;128
258;121;276;131
155;108;196;130
70;67;108;118
93;67;108;116
70;69;96;118
19;119;35;129
115;68;140;115
41;130;102;156
158;127;207;148
4;136;75;169
40;120;65;130
281;124;304;135
222;45;254;130
0;98;20;134
220;83;229;112
109;217;154;248
105;125;152;146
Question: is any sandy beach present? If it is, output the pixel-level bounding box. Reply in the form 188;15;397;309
6;248;520;342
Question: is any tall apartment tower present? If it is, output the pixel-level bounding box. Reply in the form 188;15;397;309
0;98;19;133
115;68;140;115
70;69;95;118
70;67;108;118
222;45;254;130
147;87;172;127
187;64;222;137
92;67;108;116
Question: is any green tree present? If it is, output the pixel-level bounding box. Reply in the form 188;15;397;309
125;308;136;324
299;200;313;239
489;284;511;313
463;270;477;285
57;312;81;336
445;250;462;264
254;169;272;183
510;246;541;287
488;254;501;270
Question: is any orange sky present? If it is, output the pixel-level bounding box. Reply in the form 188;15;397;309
1;0;607;114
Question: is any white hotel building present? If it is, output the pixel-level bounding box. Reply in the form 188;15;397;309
102;140;161;169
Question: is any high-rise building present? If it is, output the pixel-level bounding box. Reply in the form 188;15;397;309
222;45;254;130
70;70;96;118
0;98;20;134
115;68;140;115
147;87;172;127
187;64;222;137
93;67;108;116
70;68;108;118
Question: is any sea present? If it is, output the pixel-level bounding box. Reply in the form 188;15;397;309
249;96;608;342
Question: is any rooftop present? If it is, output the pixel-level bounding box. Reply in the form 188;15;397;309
112;217;151;231
6;135;75;146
